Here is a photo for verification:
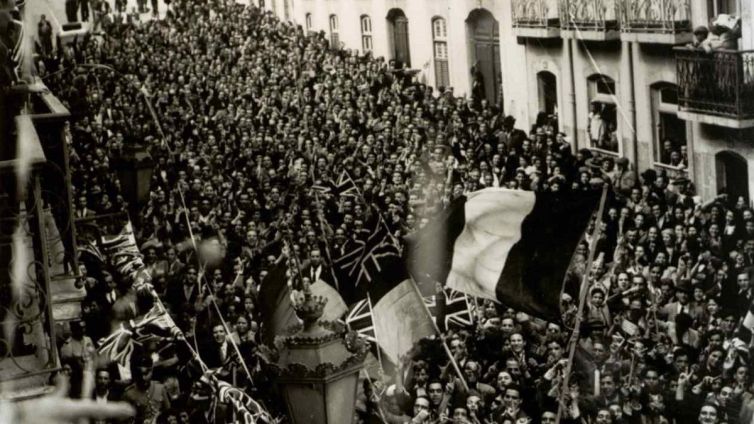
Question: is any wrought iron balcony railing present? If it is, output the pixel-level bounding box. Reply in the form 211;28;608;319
512;0;560;29
675;48;754;121
618;0;691;33
559;0;619;32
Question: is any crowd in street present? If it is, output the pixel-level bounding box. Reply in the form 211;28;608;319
35;0;754;422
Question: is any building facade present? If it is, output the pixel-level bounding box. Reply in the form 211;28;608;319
260;0;754;204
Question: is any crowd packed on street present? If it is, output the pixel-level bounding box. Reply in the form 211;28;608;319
33;0;754;422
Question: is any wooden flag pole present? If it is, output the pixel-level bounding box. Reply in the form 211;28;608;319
556;185;608;423
407;276;470;392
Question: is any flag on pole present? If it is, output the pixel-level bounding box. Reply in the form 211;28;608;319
312;170;359;198
406;188;600;323
347;288;473;343
345;298;376;342
371;279;435;363
424;289;474;330
333;216;405;305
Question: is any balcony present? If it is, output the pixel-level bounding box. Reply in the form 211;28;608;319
618;0;693;44
675;48;754;129
512;0;561;39
559;0;620;41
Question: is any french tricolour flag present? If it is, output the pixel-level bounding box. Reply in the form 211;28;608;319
406;188;600;323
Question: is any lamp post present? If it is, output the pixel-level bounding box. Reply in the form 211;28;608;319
275;285;367;424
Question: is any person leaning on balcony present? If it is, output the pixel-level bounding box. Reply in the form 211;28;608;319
686;26;709;49
701;15;741;52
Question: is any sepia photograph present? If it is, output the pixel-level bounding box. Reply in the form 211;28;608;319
0;0;753;422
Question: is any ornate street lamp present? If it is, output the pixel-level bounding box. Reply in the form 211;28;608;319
275;286;367;424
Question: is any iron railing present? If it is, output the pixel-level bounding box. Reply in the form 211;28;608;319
618;0;691;33
559;0;619;32
512;0;560;29
675;48;754;120
0;192;58;388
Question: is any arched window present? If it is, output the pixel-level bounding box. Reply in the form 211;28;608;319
305;13;312;33
329;14;339;49
387;9;410;67
432;17;449;88
587;74;618;154
361;15;372;52
651;82;687;168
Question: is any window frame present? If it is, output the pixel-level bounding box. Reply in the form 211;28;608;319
361;15;373;53
329;14;339;48
431;17;449;88
586;74;621;157
651;83;688;171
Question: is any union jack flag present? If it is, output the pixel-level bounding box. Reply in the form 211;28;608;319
311;170;359;198
333;217;405;304
345;299;376;342
346;288;474;343
424;289;474;330
335;170;359;198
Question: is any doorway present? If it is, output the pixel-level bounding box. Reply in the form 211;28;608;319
537;71;558;116
387;9;411;68
715;151;749;203
466;9;502;106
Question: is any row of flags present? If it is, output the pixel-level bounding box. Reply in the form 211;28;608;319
80;216;273;422
262;185;602;364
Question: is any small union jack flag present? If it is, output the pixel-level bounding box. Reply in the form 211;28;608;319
346;288;474;344
333;217;405;304
345;299;376;342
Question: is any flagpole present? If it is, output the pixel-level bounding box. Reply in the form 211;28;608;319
366;292;386;376
407;276;470;392
556;185;608;423
313;191;339;291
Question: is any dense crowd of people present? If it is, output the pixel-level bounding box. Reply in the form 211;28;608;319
34;0;754;422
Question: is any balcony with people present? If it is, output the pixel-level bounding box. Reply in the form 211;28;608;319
617;0;693;44
558;0;620;41
674;15;754;128
511;0;561;38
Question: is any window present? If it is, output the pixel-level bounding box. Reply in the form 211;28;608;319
329;14;339;49
707;0;736;18
283;0;290;21
432;17;449;88
651;83;687;168
587;74;619;154
271;0;276;13
259;0;265;9
305;13;312;32
361;15;372;53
